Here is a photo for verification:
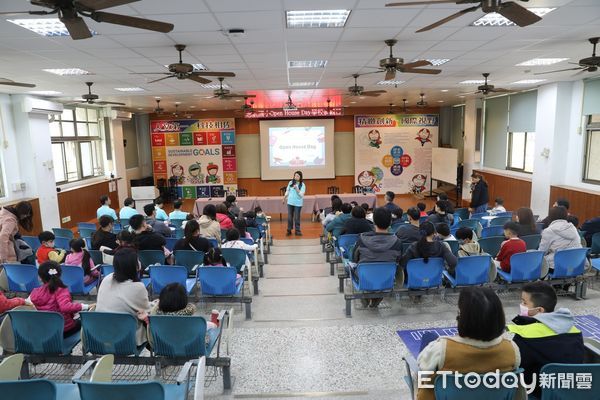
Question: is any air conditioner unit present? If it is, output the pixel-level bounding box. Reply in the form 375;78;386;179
110;110;132;120
21;97;63;115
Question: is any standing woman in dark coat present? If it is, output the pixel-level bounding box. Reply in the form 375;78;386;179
469;172;489;215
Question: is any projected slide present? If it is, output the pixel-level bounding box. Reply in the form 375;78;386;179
269;126;325;168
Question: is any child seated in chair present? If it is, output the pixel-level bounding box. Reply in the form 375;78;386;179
203;247;243;286
36;231;66;265
65;238;99;285
30;261;92;337
221;228;257;270
494;222;526;273
455;227;497;282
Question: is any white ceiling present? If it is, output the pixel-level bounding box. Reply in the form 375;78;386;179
0;0;599;111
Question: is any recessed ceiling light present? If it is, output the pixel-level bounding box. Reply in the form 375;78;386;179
235;99;242;102
200;83;230;89
350;101;356;104
414;58;450;66
471;8;555;27
8;18;96;37
359;96;365;99
114;87;145;92
164;63;207;71
440;89;449;92
201;108;207;111
437;100;444;103
377;80;404;86
458;95;466;98
286;10;351;28
516;58;569;66
28;90;62;96
289;81;318;87
459;79;486;85
511;79;547;84
287;60;328;68
43;68;91;76
189;106;196;108
137;107;144;110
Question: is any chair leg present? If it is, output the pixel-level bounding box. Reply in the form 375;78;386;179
222;364;232;390
253;280;258;295
330;261;335;276
345;298;352;317
339;277;344;293
245;302;252;320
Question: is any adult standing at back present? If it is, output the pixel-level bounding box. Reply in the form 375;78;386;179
0;200;33;264
469;172;489;214
283;170;306;236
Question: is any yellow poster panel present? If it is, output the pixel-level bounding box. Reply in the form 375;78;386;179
224;171;237;185
152;147;166;160
165;133;180;146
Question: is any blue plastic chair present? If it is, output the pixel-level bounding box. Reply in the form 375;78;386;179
590;232;600;255
101;264;114;277
481;225;505;238
164;237;178;252
61;265;97;295
8;310;80;355
0;379;79;400
198;267;242;296
170;219;184;229
457;219;482;236
406;258;444;289
540;363;600;400
536;222;545;232
207;238;219;248
78;228;96;239
138;250;166;269
149;315;212;358
174;250;205;275
53;236;70;252
88;249;103;266
172;228;184;239
78;222;97;230
80;312;144;356
549;248;589;279
445;240;459;255
149;265;196;295
454;208;469;221
496;211;513;218
84;237;92;249
434;369;521;400
337;234;359;259
120;218;130;229
402;242;413;255
469;212;487;220
240;237;255;247
478;236;505;257
247;227;261;242
221;248;247;273
52;227;74;239
21;235;41;252
443;255;491;287
522;234;542;250
352;262;397;291
77;380;185;400
490;216;512;227
3;264;39;293
497;251;544;283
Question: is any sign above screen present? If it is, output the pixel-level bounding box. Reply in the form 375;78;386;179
245;107;343;119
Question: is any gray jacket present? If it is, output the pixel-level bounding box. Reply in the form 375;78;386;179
538;219;582;271
352;231;402;264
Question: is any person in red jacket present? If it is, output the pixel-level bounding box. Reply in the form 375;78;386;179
0;291;28;313
29;261;92;337
495;222;527;273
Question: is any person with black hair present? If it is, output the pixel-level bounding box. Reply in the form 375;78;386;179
96;248;152;345
507;281;584;398
215;203;234;230
494;222;526;273
469;173;489;214
383;191;403;220
341;205;374;235
321;197;343;227
400;221;457;273
143;203;172;238
173;219;212;253
516;207;539;237
154;197;169;221
417;287;519;400
0;200;34;263
435;223;455;241
542;198;580;228
222;228;257;269
360;203;373;223
30;261;91;337
395;207;422;244
119;197;139;220
581;215;600;247
65;238;100;285
283;170;306;236
426;193;454;216
538;206;582;274
455;227;497;281
225;194;242;219
417;202;428;217
96;194;118;220
233;218;251;239
36;231;67;264
152;283;196;316
326;202;353;240
91;215;118;250
427;200;454;226
130;213;167;252
169;199;188;221
490;197;506;214
198;204;221;242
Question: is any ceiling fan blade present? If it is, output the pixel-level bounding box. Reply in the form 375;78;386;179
60;15;93;40
148;75;175;83
0;79;36;88
360;92;383;97
386;0;456;6
350;70;384;78
97;101;127;105
187;74;212;84
194;71;236;77
403;68;442;75
91;11;174;33
224;94;256;98
76;0;140;11
416;5;480;33
534;67;583;75
384;69;396;81
130;72;171;75
574;68;589;76
497;1;542;27
401;60;432;69
361;90;387;95
490;88;511;93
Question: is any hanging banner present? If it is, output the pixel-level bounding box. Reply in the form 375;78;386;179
244;107;344;119
150;118;237;199
354;114;438;194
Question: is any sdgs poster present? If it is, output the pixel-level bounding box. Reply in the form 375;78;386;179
150;118;237;199
354;114;438;194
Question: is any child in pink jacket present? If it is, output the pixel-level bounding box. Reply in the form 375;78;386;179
30;261;91;337
65;238;100;285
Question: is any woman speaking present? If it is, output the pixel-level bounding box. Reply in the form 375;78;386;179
283;171;305;236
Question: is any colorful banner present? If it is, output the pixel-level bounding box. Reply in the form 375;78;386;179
354;114;438;194
244;107;343;119
150;118;236;199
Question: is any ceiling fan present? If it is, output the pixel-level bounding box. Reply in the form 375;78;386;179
416;93;428;108
471;73;510;95
346;74;387;97
133;45;236;85
172;103;180;118
210;78;255;100
241;96;254;110
361;40;442;81
0;78;36;88
385;0;542;33
282;94;299;111
535;37;600;75
65;82;125;106
154;99;165;114
0;0;174;40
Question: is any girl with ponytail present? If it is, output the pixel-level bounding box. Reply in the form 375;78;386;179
401;221;458;274
65;238;99;285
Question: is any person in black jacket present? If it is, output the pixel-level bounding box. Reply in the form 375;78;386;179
400;221;457;273
91;215;118;250
516;207;539;237
426;192;454;215
341;205;373;235
581;216;600;247
541;198;580;229
130;214;166;252
173;219;213;253
427;200;454;226
395;207;422;244
469;172;489;214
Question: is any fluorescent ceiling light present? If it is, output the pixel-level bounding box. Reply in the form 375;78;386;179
28;90;62;96
114;87;145;92
286;10;351;28
289;81;318;87
437;100;444;103
511;79;547;84
200;83;230;89
287;60;328;68
8;18;96;37
440;89;449;92
164;63;207;71
471;8;555;27
459;79;485;85
43;68;91;76
516;58;569;66
377;80;404;86
414;58;450;66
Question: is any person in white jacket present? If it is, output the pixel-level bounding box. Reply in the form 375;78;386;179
538;206;582;275
221;228;257;269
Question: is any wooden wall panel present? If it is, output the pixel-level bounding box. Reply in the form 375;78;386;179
58;181;119;228
237;176;356;196
550;185;600;226
473;170;532;212
0;198;42;236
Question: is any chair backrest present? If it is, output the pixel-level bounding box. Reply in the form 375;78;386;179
164;238;178;252
21;236;41;252
591;232;600;254
540;363;600;400
84;237;92;249
100;265;114;277
509;251;544;281
406;258;444;289
536;222;545;232
174;250;205;274
279;186;287;196
120;219;130;229
327;186;339;194
8;311;67;355
419;216;429;225
552;247;589;278
90;354;114;383
490;216;512;227
481;225;505;238
138;250;165;269
170;219;184;229
445;240;459;255
197;267;238;295
402;242;413;254
478;236;505;257
221;248;247;270
78;222;97;230
0;379;58;400
454;208;469;221
469;212;487;220
495;211;513;218
172;228;184;239
247;227;260;241
237;188;248;197
88;250;103;265
149;265;188;294
79;228;96;239
355;262;397;291
207;238;219;248
3;264;40;292
149;315;207;358
0;353;24;381
80;312;139;355
53;236;70;252
457;219;482;233
77;381;166;400
61;265;87;294
454;255;491;285
521;234;542;250
240;237;254;247
338;234;359;254
52;227;74;239
434;369;520;400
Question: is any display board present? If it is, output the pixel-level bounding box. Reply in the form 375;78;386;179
354;114;438;194
431;147;458;185
150;118;237;198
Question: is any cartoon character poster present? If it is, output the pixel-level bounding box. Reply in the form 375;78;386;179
150;118;236;199
354;114;438;193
